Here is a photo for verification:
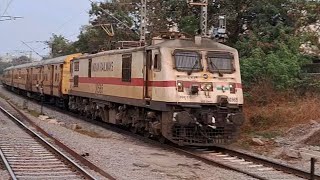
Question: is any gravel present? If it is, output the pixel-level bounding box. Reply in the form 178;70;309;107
229;122;320;176
0;161;10;180
0;85;256;180
0;169;10;180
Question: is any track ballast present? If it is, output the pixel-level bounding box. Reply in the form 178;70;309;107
0;105;96;180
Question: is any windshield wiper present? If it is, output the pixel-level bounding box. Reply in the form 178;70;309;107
187;60;199;75
209;60;223;77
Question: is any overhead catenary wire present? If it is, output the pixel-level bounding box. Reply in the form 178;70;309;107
88;0;139;35
1;0;13;19
21;41;44;58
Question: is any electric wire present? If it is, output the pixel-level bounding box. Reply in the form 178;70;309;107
1;0;13;18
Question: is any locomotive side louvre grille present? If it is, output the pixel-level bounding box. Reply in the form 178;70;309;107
122;54;132;82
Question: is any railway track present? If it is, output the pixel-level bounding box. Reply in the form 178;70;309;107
0;105;97;180
174;146;320;180
1;88;319;180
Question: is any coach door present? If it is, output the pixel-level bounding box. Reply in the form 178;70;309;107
59;64;63;96
145;50;153;100
26;68;32;91
50;65;54;95
10;70;13;86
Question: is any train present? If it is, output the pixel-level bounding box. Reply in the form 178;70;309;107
1;34;244;146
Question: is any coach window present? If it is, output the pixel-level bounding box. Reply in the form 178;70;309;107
74;62;79;72
88;59;92;78
122;54;132;82
154;54;161;71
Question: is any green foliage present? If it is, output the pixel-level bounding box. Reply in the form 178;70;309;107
48;34;77;58
235;0;318;90
179;15;199;35
12;55;32;66
42;0;319;91
0;61;11;74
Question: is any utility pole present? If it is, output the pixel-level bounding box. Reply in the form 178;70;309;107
140;0;147;43
187;0;208;37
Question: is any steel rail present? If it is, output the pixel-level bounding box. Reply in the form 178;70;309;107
2;86;317;180
169;146;268;180
6;100;116;180
215;147;320;180
0;147;17;180
17;97;265;179
0;105;97;180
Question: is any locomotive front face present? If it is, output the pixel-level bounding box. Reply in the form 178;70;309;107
158;47;244;146
170;49;243;105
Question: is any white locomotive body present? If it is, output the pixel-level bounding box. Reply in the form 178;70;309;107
68;36;244;146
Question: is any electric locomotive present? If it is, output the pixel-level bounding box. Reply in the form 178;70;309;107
68;33;244;146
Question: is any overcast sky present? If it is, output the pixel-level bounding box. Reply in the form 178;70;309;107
0;0;94;59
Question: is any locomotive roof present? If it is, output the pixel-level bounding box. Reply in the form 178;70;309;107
75;38;237;60
147;38;238;53
4;55;70;71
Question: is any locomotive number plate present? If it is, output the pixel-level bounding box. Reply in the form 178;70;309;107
228;97;238;103
95;84;104;94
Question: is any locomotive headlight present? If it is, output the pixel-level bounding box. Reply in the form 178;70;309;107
205;83;213;91
212;117;216;124
177;81;184;92
201;83;213;91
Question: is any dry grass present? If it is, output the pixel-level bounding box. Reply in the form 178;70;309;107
0;92;10;100
28;109;42;117
237;81;320;149
73;128;109;139
243;95;320;133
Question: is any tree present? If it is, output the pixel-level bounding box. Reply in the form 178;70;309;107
0;61;11;75
47;34;77;58
12;56;32;66
44;0;319;90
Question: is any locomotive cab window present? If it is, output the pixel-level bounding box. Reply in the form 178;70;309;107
122;54;132;82
207;52;234;74
88;59;92;78
174;51;202;72
154;54;161;71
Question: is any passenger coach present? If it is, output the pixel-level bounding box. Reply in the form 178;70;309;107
2;54;81;106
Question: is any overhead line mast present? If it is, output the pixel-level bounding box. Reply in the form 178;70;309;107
140;0;147;42
187;0;209;37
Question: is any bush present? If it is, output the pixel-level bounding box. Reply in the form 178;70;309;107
238;31;311;90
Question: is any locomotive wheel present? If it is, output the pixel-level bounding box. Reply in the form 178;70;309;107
130;126;138;134
143;131;150;138
159;136;167;144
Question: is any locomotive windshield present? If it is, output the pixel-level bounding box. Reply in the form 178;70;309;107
207;52;234;74
174;51;202;72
